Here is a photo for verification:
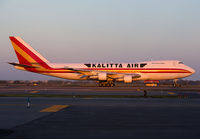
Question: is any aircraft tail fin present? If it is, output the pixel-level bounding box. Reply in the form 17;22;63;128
9;36;51;69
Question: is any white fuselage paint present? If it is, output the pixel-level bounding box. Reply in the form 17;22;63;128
36;60;195;81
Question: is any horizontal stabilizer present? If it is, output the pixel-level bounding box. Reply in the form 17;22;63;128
8;62;38;68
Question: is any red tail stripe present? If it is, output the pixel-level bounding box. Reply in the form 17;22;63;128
15;51;38;72
10;37;52;70
15;51;31;65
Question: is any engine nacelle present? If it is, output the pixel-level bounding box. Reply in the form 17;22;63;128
98;73;107;80
124;75;132;83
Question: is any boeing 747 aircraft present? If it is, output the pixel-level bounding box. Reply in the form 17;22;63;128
9;36;195;87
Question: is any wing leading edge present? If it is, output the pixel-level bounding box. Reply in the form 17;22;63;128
64;66;141;80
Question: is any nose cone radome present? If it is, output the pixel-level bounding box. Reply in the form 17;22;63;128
189;68;195;75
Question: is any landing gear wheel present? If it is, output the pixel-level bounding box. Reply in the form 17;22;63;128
173;79;181;87
99;83;103;87
98;81;115;87
109;82;115;87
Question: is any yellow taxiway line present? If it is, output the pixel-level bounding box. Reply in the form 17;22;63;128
29;91;39;93
168;92;176;95
40;105;69;112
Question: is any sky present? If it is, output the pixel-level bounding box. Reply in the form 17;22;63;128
0;0;199;80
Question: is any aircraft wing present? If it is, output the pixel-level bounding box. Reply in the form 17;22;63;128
64;67;141;80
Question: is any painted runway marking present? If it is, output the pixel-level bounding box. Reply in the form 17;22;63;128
40;105;69;112
29;91;39;93
168;92;176;95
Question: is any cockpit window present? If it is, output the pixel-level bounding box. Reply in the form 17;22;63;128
179;62;183;64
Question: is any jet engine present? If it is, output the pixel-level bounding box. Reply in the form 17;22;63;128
98;73;107;80
124;75;132;83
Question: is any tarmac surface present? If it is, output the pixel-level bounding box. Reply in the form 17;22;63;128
0;87;200;138
0;86;200;98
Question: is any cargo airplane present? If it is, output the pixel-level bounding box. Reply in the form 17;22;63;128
9;36;195;87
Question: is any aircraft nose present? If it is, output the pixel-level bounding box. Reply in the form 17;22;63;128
189;68;195;74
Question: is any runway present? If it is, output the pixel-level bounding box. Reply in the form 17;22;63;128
1;87;200;138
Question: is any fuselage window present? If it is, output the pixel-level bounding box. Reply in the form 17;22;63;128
152;63;164;64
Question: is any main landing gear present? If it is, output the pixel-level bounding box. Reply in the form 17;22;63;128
98;81;115;87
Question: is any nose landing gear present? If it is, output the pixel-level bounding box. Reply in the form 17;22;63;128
173;79;181;87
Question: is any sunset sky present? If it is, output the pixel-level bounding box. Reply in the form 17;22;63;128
0;0;199;80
